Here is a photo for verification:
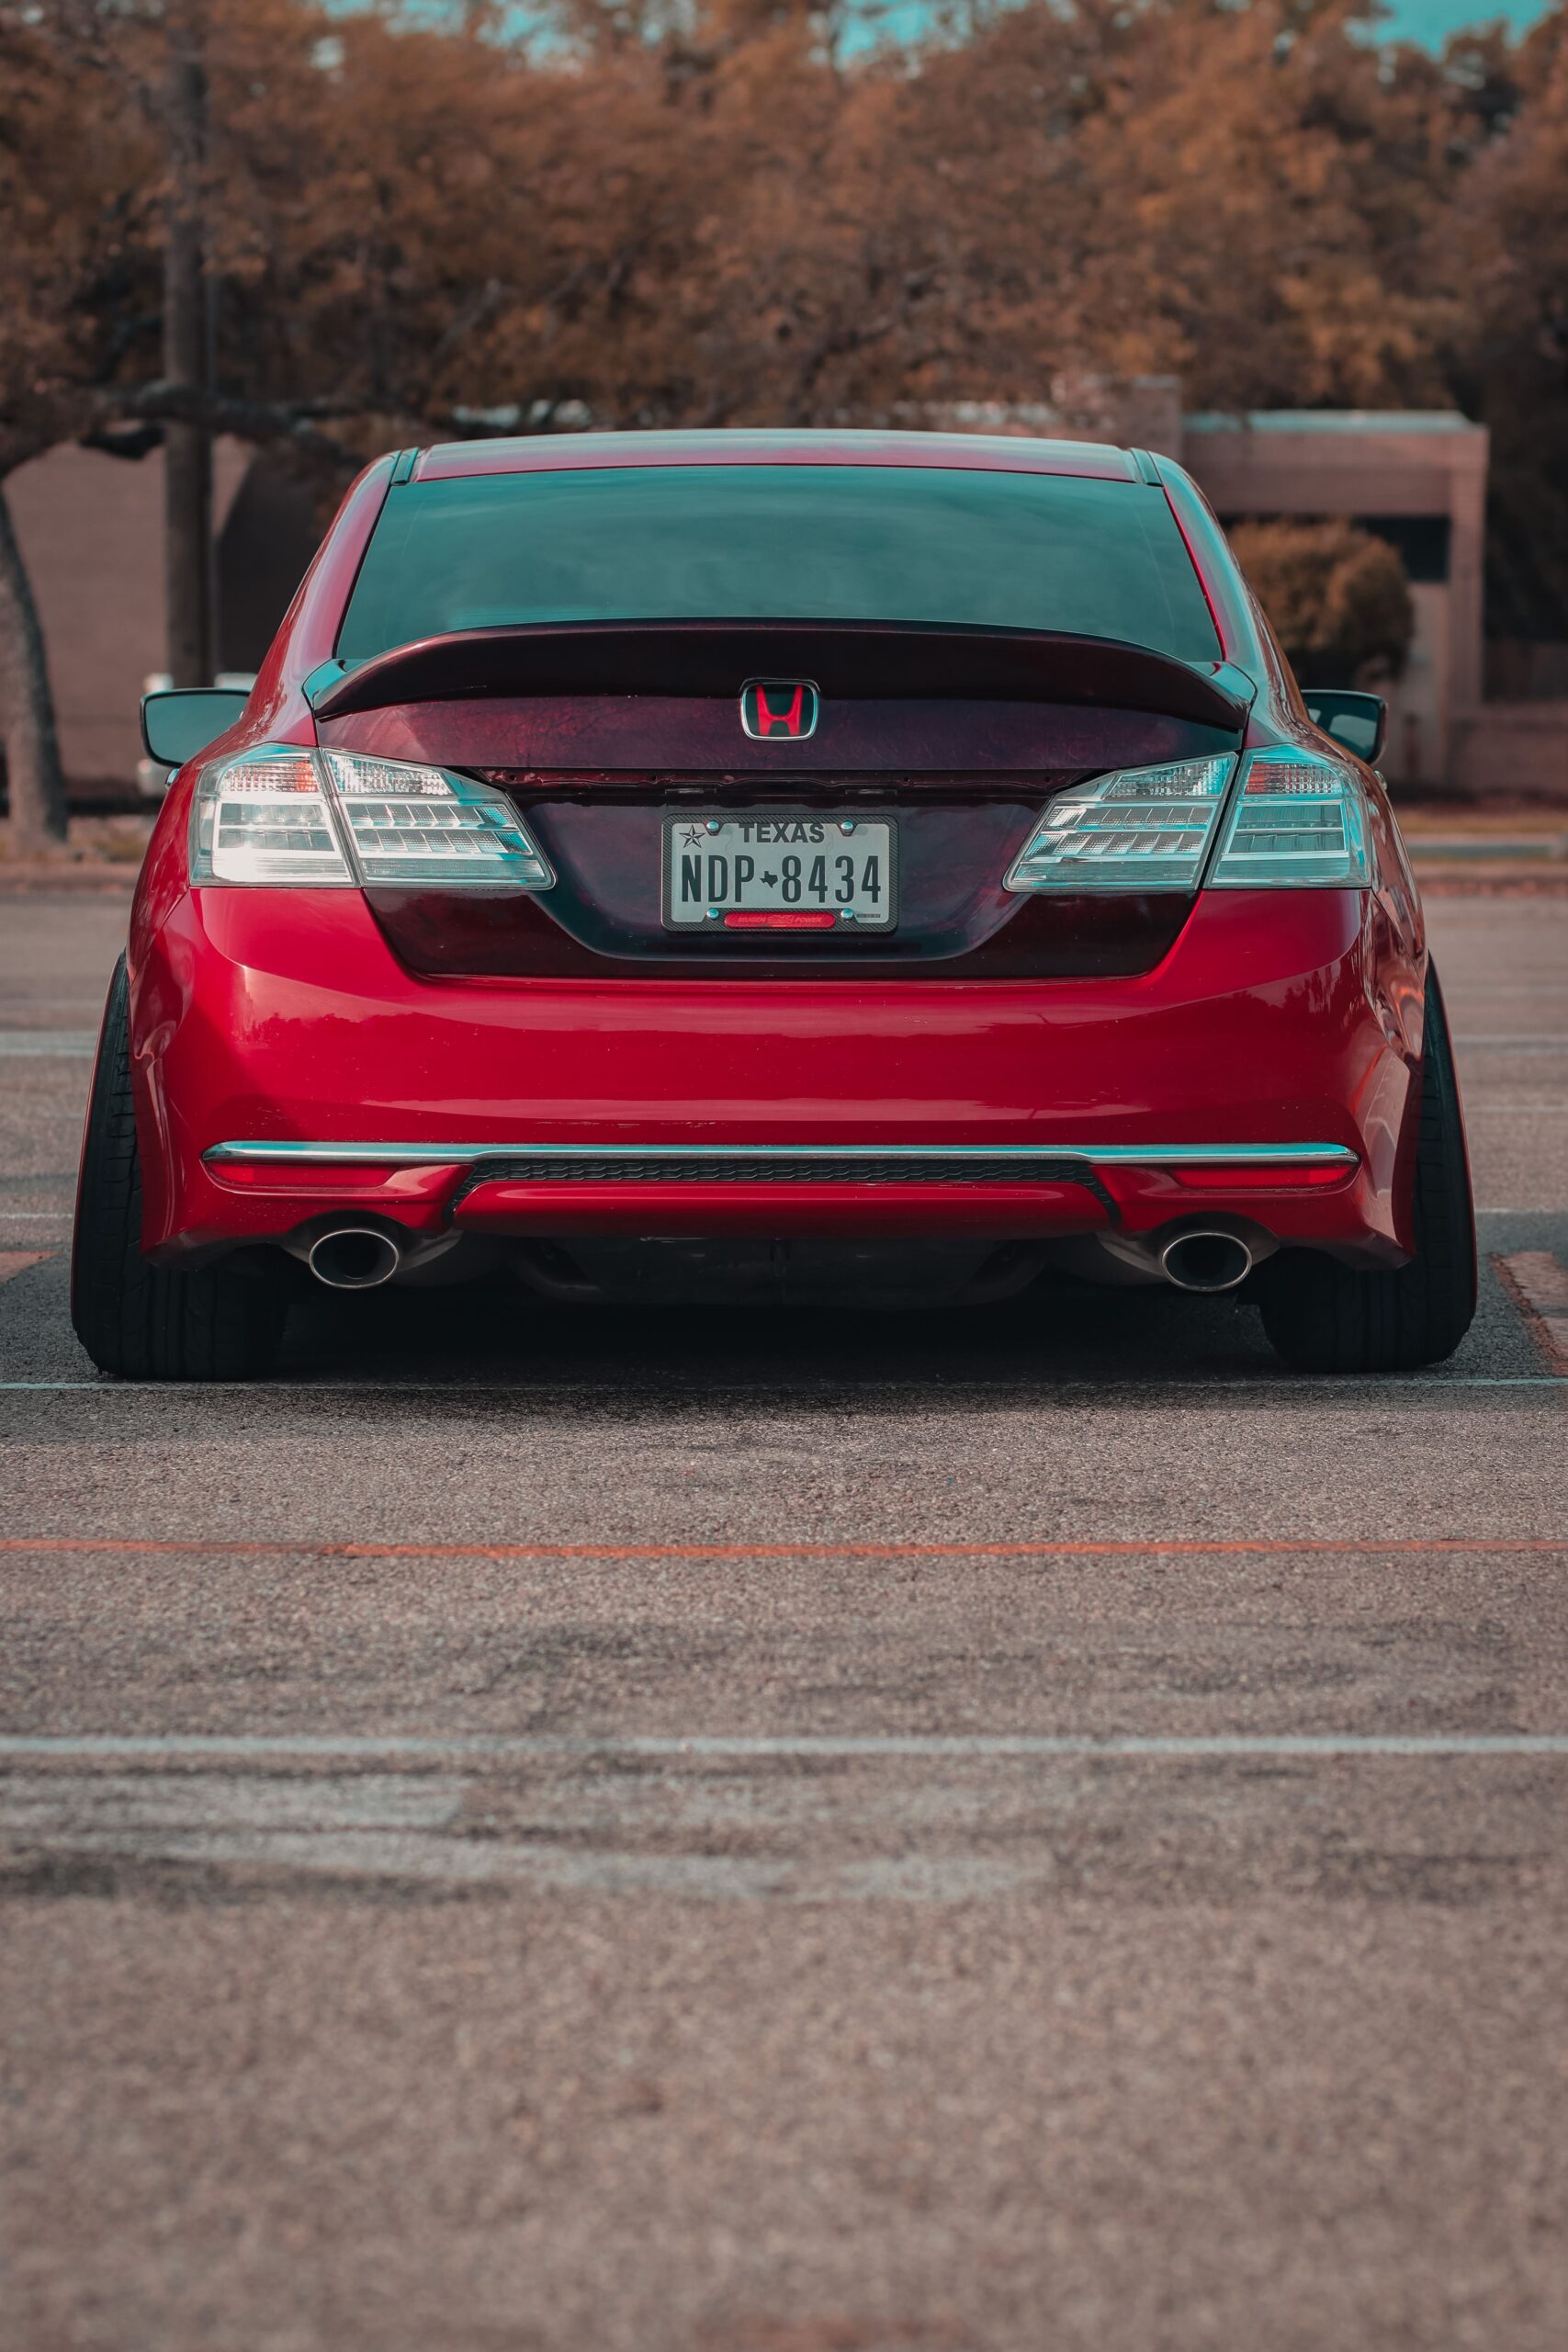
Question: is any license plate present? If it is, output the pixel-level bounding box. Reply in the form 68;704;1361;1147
663;812;896;931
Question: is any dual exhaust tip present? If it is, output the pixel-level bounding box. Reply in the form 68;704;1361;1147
306;1227;401;1291
303;1221;1252;1297
1158;1229;1254;1294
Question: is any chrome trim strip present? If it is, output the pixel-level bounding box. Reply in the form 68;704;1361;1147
204;1139;1359;1170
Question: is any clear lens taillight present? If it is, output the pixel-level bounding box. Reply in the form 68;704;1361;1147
1003;754;1236;894
191;747;553;889
191;749;352;885
1207;747;1372;888
323;752;553;886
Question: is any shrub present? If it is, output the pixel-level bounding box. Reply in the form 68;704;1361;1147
1229;519;1415;685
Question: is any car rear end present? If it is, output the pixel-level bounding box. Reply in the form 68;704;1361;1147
87;431;1465;1372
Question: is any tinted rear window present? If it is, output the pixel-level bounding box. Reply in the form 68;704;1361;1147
338;464;1221;667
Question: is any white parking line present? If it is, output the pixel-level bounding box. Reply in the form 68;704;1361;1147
0;1033;96;1057
6;1733;1568;1760
0;1374;1565;1393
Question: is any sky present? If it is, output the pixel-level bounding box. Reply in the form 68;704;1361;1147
842;2;1562;60
1378;0;1551;39
357;0;1559;54
829;2;1559;59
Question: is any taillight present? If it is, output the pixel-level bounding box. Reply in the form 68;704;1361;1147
1003;755;1236;894
190;746;553;889
1005;742;1375;899
321;752;553;886
1206;747;1373;888
190;748;352;887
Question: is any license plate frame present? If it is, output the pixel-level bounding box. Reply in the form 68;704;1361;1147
662;810;897;933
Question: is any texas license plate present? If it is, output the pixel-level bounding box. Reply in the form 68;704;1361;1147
663;812;896;930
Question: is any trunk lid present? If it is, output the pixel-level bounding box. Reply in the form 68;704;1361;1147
309;623;1250;980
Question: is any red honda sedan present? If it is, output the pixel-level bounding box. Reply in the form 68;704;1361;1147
73;430;1475;1379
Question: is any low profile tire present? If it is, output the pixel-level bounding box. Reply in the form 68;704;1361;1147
70;956;288;1380
1257;967;1476;1374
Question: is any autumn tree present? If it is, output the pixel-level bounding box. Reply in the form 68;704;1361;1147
1438;7;1568;639
1;0;691;843
6;0;1568;853
0;1;160;847
0;0;357;846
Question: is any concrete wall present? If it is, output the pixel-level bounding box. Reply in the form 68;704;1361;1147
1450;704;1568;797
1387;582;1450;791
7;440;249;786
1181;412;1489;788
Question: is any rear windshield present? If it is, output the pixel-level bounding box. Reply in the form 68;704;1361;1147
337;462;1221;665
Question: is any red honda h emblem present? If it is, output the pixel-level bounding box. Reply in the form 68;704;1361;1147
739;678;820;741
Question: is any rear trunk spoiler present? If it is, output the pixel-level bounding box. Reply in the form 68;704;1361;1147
305;622;1253;731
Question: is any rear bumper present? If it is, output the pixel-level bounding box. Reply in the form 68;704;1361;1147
128;883;1424;1267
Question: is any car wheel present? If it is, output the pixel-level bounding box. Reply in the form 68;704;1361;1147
71;956;289;1381
1257;966;1476;1374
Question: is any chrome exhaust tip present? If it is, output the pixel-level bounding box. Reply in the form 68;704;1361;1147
306;1227;402;1291
1159;1229;1254;1295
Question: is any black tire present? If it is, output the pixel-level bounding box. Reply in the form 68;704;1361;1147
70;957;288;1380
1257;966;1476;1374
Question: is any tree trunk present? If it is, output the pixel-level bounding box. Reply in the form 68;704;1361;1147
163;26;215;687
0;485;69;854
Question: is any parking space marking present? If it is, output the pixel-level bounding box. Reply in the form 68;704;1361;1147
1;1373;1565;1394
6;1733;1568;1760
11;1743;1564;1899
1455;1035;1568;1049
0;1032;96;1057
1495;1251;1568;1372
0;1532;1564;1563
0;1252;53;1283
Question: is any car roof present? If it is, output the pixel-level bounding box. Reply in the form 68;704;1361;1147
408;428;1146;486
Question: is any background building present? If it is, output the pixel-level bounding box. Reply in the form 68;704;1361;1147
9;396;1567;797
7;441;320;793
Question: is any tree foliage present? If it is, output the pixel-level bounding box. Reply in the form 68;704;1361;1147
6;0;1566;480
1438;8;1568;638
3;0;1568;833
1230;519;1415;684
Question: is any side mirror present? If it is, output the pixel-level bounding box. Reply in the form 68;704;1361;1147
141;687;251;769
1302;689;1387;764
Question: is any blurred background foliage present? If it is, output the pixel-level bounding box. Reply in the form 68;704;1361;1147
2;0;1566;626
1230;519;1416;684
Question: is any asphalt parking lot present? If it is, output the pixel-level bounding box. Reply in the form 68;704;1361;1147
2;886;1566;2351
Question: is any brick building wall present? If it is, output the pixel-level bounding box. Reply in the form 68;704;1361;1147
7;439;252;788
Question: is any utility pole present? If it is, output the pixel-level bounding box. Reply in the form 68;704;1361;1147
163;14;214;688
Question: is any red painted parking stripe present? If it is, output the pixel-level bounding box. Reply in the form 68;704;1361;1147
0;1534;1563;1562
0;1250;52;1283
1496;1251;1568;1373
